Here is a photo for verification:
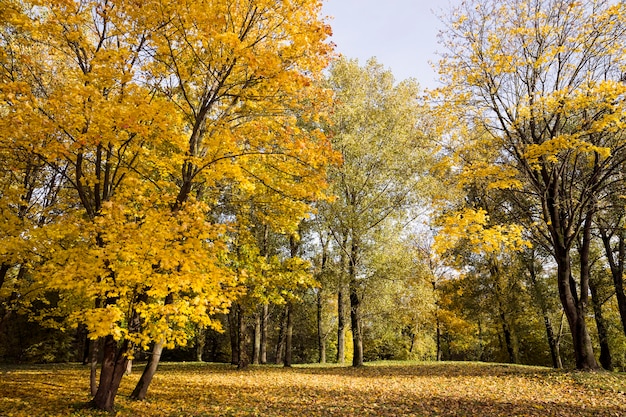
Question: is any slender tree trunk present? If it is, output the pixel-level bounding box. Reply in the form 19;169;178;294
477;319;486;362
432;280;442;361
89;338;100;396
349;239;363;367
258;225;270;365
317;289;326;364
526;254;562;369
130;341;164;400
275;306;287;364
79;325;90;365
337;286;346;364
260;304;269;364
228;309;239;365
196;326;206;362
499;311;516;364
284;301;293;367
130;294;171;400
543;314;561;369
252;309;261;365
589;277;612;370
349;283;363;366
337;234;349;364
555;313;564;369
600;227;626;336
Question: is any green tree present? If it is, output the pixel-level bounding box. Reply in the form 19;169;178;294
320;57;431;366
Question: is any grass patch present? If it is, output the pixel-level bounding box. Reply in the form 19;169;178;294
1;361;624;416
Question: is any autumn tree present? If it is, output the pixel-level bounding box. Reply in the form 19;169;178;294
1;0;334;411
438;0;626;370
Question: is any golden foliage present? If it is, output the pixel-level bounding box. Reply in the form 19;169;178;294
0;0;335;354
1;362;625;416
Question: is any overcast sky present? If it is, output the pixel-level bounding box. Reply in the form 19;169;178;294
321;0;461;89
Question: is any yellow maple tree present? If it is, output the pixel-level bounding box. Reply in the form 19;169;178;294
0;0;334;410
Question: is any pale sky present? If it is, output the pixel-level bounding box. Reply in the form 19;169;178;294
322;1;461;89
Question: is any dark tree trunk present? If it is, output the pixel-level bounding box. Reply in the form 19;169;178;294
79;325;90;365
349;283;363;367
599;227;626;336
284;301;293;367
556;219;598;370
237;305;250;369
349;238;363;367
499;311;516;364
0;263;10;292
544;314;562;369
260;304;269;364
90;336;131;412
589;277;612;370
228;309;239;365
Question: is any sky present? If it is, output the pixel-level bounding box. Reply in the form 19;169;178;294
321;0;461;89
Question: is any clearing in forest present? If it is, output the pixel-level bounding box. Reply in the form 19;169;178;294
0;361;624;416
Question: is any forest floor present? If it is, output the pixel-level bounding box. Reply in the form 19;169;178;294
0;361;625;416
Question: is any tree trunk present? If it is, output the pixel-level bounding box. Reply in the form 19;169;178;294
237;304;250;369
543;314;561;369
228;309;239;365
275;306;287;364
525;252;562;368
499;311;516;364
349;283;363;366
556;251;598;370
0;263;10;292
589;277;612;370
337;234;349;364
432;280;442;361
90;336;130;412
317;289;326;364
349;237;364;367
337;286;346;364
599;227;626;336
196;326;206;362
252;309;261;365
130;293;171;400
89;338;100;396
260;304;269;364
79;326;90;365
284;301;293;367
130;341;164;400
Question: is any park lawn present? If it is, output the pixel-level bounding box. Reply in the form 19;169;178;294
0;361;625;416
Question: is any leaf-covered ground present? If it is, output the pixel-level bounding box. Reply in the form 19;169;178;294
1;361;625;416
